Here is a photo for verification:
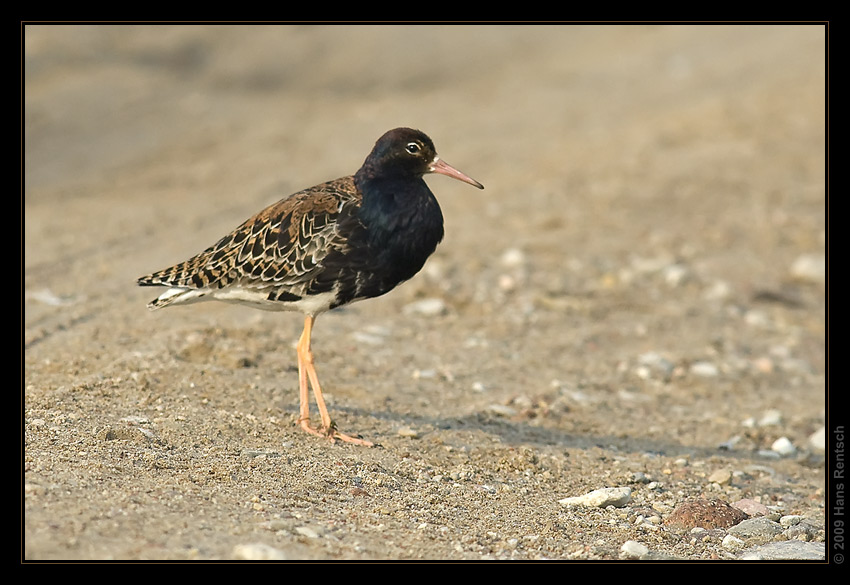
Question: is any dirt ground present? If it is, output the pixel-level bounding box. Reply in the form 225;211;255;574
24;24;828;561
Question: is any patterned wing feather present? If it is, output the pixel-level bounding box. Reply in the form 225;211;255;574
138;177;362;310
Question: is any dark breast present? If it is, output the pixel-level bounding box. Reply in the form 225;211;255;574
323;177;445;308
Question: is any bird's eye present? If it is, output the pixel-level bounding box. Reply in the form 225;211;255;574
405;142;421;155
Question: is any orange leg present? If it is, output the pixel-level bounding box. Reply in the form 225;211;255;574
295;315;373;446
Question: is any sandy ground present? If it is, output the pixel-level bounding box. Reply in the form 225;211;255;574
24;24;828;561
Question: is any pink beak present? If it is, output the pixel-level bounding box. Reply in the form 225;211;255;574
429;158;484;189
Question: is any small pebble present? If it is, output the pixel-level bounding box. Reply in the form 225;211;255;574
808;426;825;452
745;464;777;477
498;274;517;291
783;524;815;541
232;543;288;560
703;280;732;301
119;415;151;425
403;298;447;316
637;352;675;378
708;469;732;485
752;356;774;373
397;426;420;438
487;404;518;417
620;540;649;558
295;526;322;539
631;471;650;484
789;253;825;284
559;487;632;508
690;361;719;377
771;437;796;456
662;264;690;286
351;331;387;346
744;309;771;327
727;517;783;540
779;515;803;527
718;435;742;450
732;498;771;517
721;534;745;550
630;255;672;274
758;409;783;427
500;248;526;267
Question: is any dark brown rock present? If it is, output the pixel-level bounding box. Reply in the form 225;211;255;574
665;498;749;530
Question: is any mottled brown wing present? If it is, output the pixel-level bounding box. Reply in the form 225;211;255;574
138;177;362;304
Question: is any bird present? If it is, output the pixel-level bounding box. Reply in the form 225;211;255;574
138;127;483;446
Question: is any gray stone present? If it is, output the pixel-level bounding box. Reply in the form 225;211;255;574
727;517;783;540
779;515;804;527
739;540;825;560
690;361;719;377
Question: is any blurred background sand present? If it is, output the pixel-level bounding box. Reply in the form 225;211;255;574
24;24;826;561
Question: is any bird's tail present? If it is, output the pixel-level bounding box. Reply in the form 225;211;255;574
138;270;208;310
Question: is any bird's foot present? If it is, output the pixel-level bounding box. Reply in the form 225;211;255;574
298;417;374;447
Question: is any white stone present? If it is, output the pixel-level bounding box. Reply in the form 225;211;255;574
780;515;804;527
487;404;518;417
500;248;526;267
771;436;796;456
721;534;745;550
808;426;825;452
351;331;387;345
620;540;649;558
708;469;732;485
789;253;825;284
232;543;288;560
663;264;690;286
703;280;732;301
295;526;322;539
403;298;447;316
559;487;631;508
758;409;783;427
690;361;719;377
